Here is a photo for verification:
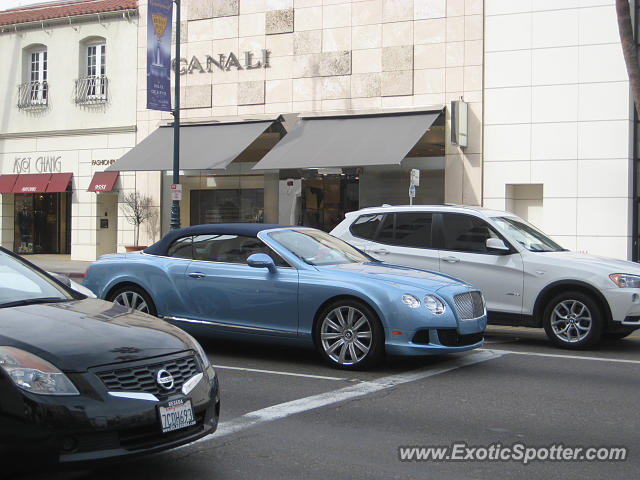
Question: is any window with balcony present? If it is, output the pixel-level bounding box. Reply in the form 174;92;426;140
75;41;108;104
18;48;48;109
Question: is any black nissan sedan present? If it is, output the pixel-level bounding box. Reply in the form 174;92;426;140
0;247;219;466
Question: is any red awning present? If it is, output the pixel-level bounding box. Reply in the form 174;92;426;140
87;171;119;192
46;172;73;192
0;174;19;193
12;174;52;193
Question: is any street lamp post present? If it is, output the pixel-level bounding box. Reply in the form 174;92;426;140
170;0;181;230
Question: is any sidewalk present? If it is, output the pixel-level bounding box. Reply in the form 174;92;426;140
22;254;91;278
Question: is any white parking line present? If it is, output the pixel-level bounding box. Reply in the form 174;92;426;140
213;365;345;381
185;350;502;446
481;348;640;365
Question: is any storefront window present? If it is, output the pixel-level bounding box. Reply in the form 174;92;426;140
14;193;70;254
190;189;264;225
301;175;359;232
14;195;33;253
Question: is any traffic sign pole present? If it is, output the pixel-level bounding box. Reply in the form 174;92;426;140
409;169;419;205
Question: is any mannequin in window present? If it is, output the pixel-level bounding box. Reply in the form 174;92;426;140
17;205;32;251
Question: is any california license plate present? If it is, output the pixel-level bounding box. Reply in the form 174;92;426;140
158;398;195;433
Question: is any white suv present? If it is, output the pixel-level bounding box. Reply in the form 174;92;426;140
331;205;640;348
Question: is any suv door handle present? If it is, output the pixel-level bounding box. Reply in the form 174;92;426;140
442;256;460;263
369;248;389;255
188;272;205;279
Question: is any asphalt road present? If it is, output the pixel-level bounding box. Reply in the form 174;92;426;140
15;327;640;480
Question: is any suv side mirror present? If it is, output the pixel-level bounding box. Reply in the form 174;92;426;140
486;238;510;253
247;253;277;273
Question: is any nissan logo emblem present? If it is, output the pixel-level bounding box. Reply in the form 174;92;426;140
156;369;174;390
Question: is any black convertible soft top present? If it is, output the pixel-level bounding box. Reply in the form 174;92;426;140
143;223;291;256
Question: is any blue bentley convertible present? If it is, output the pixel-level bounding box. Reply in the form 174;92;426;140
83;224;487;369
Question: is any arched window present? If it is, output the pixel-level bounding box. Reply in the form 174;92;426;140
76;36;107;104
19;44;48;108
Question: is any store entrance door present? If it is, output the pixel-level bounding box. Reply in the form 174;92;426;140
14;193;71;254
301;174;359;232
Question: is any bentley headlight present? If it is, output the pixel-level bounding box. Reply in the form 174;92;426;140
402;294;421;309
424;295;446;315
0;346;79;396
609;274;640;288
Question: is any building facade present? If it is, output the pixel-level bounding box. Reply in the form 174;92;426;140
483;0;635;260
0;0;141;260
126;0;484;244
1;0;637;261
127;0;638;261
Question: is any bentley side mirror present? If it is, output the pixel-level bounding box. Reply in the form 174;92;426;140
247;253;277;273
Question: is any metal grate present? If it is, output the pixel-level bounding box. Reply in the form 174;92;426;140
17;81;48;109
453;291;485;320
436;329;483;347
74;75;108;104
96;354;200;400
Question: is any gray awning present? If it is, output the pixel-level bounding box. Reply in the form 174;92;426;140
252;110;442;170
108;120;277;171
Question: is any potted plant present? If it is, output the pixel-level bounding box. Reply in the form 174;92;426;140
122;192;154;252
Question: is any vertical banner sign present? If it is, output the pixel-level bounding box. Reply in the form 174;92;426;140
147;0;173;111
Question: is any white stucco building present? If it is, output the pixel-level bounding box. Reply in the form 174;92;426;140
0;0;140;260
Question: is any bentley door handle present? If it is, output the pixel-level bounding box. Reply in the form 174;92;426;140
369;248;389;255
188;272;205;279
442;256;460;263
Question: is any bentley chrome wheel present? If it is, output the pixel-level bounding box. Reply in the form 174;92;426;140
320;305;373;366
114;290;150;313
108;285;157;316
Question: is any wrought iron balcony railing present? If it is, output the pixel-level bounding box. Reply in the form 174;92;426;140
17;81;48;109
74;75;108;104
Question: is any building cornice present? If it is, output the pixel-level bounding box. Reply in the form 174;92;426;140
159;114;285;128
299;105;446;120
0;125;136;140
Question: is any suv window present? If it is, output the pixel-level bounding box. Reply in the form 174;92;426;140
192;234;289;266
441;213;502;253
363;212;434;248
167;236;193;259
394;212;433;248
350;214;384;240
377;214;395;243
